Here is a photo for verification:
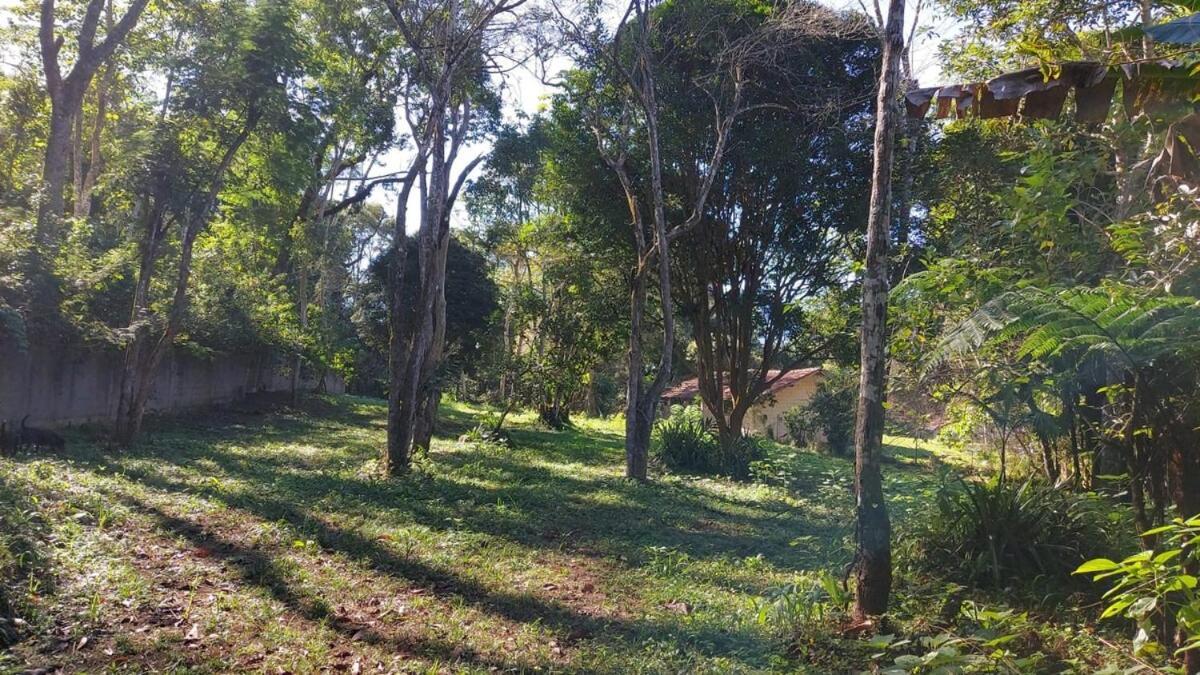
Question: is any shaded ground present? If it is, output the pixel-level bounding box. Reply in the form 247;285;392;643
0;396;1122;673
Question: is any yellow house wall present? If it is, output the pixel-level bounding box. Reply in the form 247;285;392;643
741;375;823;441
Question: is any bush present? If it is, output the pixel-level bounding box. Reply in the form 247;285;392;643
652;405;763;480
783;367;856;455
1076;516;1200;664
917;477;1118;587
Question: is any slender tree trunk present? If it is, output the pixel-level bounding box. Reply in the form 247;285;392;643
852;0;903;623
624;266;650;480
414;388;439;451
385;236;411;472
116;221;201;444
1035;430;1059;482
619;11;678;481
1126;379;1153;544
290;272;309;404
1066;393;1083;488
74;61;114;219
114;204;165;441
585;368;600;417
385;166;420;474
412;208;452;452
114;116;254;445
391;109;449;473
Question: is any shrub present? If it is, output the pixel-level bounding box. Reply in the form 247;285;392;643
783;367;857;455
917;477;1117;587
653;405;718;470
652;405;763;480
1075;516;1200;664
753;570;851;632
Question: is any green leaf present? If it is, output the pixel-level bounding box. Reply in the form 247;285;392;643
1074;558;1119;574
1100;598;1133;619
1152;549;1181;564
1128;596;1157;618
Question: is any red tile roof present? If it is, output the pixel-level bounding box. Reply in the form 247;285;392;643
660;368;822;403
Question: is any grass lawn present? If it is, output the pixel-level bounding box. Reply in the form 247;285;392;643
0;395;1124;673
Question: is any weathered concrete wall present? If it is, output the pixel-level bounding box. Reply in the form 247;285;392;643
0;343;343;427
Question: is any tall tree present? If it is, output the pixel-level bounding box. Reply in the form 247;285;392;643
113;0;303;444
380;0;522;474
852;0;903;622
555;0;770;480
37;0;150;244
665;1;875;450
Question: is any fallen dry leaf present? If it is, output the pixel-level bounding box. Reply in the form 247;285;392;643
663;601;692;615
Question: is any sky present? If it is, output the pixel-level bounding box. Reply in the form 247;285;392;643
0;0;959;231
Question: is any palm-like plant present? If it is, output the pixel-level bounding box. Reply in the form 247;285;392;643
927;283;1200;531
927;284;1200;374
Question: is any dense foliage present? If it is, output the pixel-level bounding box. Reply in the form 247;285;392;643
652;404;763;479
1077;517;1200;662
783;367;858;455
918;477;1120;586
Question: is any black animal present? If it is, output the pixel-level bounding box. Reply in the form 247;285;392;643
17;416;65;452
0;420;14;456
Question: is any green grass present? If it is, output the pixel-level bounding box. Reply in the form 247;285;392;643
0;395;1128;673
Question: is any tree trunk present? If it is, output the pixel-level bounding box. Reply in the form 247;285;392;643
389;104;451;474
414;387;439;452
721;400;752;449
114;114;254;445
627;397;654;480
412;206;452;452
290;271;309;404
385;172;419;474
74;62;114;219
1066;393;1083;488
385;236;411;473
624;265;650;481
116;221;201;444
585;369;600;417
852;0;904;623
37;102;77;244
1037;433;1059;482
113;203;166;443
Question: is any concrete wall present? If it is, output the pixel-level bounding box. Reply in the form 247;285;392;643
0;343;343;427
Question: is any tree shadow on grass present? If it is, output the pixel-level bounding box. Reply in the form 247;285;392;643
120;495;577;673
43;395;847;669
89;431;841;572
107;481;780;671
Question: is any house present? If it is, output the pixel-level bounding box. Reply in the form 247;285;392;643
660;368;824;441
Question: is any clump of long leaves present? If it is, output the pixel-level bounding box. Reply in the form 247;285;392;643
652;405;762;480
752;570;850;636
919;477;1113;586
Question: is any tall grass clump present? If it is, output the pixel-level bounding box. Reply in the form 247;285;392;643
652;405;763;480
917;477;1120;587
